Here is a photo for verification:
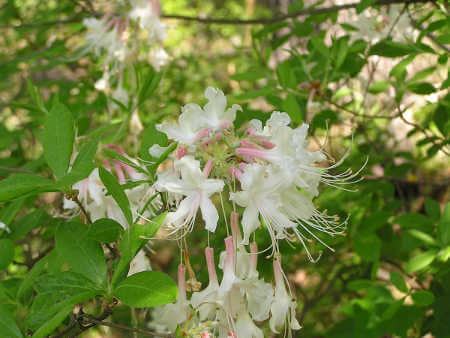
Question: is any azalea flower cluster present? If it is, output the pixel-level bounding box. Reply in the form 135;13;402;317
144;87;358;336
82;0;168;109
64;87;357;336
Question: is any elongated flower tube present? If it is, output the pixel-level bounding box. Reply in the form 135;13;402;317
150;264;191;333
270;258;301;334
191;247;220;321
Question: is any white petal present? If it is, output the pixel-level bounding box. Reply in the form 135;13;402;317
200;196;219;232
241;204;260;244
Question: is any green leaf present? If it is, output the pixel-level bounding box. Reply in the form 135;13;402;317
282;93;304;125
369;40;416;57
368;80;390;94
99;167;133;226
139;123;168;163
277;60;297;89
31;305;72;338
26;291;97;334
137;69;162;108
113;271;177;308
36;271;102;296
0;174;56;202
439;202;450;245
411;290;434;306
405;250;437;273
111;213;165;286
390;55;415;78
390;271;408;293
0;238;14;270
408;229;439;247
356;0;377;13
0;198;25;227
354;233;382;262
59;138;98;187
88;218;123;243
43;102;75;178
425;198;440;220
55;221;107;286
407;82;435;95
17;254;49;303
0;304;23;338
8;208;47;241
393;213;431;229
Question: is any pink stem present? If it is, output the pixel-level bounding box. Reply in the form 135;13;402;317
229;167;243;181
205;247;218;286
195;128;212;141
103;160;112;171
120;162;136;178
230;212;241;242
224;236;235;270
114;160;126;184
240;139;260;149
176;146;187;159
203;160;214;178
261;140;276;149
236;147;268;160
178;264;186;301
273;257;284;287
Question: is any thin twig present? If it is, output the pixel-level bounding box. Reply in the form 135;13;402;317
72;195;93;224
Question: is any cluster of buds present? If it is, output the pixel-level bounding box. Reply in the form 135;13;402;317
82;0;168;109
144;87;360;335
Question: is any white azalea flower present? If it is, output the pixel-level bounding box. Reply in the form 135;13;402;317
156;103;207;146
229;164;295;246
191;247;220;321
150;264;191;333
129;0;166;42
154;156;224;234
202;87;241;131
269;258;301;334
235;309;264;338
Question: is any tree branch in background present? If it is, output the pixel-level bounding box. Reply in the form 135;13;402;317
0;0;434;29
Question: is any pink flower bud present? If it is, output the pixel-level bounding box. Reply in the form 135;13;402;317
205;247;218;285
261;140;276;149
230;212;241;242
176;146;187;159
203;160;214;178
236;147;268;160
103;160;112;170
114;160;126;184
230;167;243;181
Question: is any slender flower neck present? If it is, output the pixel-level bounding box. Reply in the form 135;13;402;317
205;247;218;286
177;264;187;302
224;236;236;270
103;159;112;171
203;160;214;178
230;212;242;243
114;160;126;184
273;257;284;287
